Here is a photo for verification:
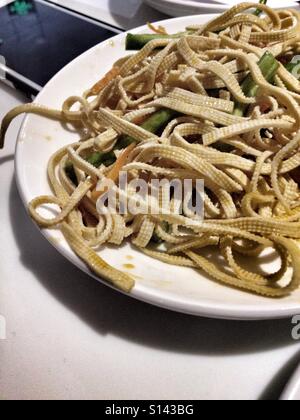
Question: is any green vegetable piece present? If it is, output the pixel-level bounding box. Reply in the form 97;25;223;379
117;109;178;150
86;151;116;168
126;32;187;51
286;57;300;80
253;0;267;17
233;51;279;116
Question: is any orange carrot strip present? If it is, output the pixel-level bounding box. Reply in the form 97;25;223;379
147;22;168;35
91;66;120;95
91;143;136;201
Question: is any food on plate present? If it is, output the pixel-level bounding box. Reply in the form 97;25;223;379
1;2;300;297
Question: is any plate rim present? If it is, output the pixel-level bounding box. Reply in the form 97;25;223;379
15;13;300;321
144;0;299;17
280;363;300;400
145;0;298;9
145;0;228;13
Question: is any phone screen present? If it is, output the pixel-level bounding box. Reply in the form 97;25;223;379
0;0;122;94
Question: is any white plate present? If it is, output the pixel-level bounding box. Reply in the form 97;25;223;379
144;0;298;17
15;14;300;320
212;0;297;7
281;364;300;400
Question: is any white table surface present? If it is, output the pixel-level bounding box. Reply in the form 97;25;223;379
1;0;300;401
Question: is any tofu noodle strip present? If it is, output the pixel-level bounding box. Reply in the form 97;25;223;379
2;2;300;297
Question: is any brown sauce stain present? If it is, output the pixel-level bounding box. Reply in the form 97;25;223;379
123;264;135;270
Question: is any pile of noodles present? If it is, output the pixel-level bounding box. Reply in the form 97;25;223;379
2;2;300;297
